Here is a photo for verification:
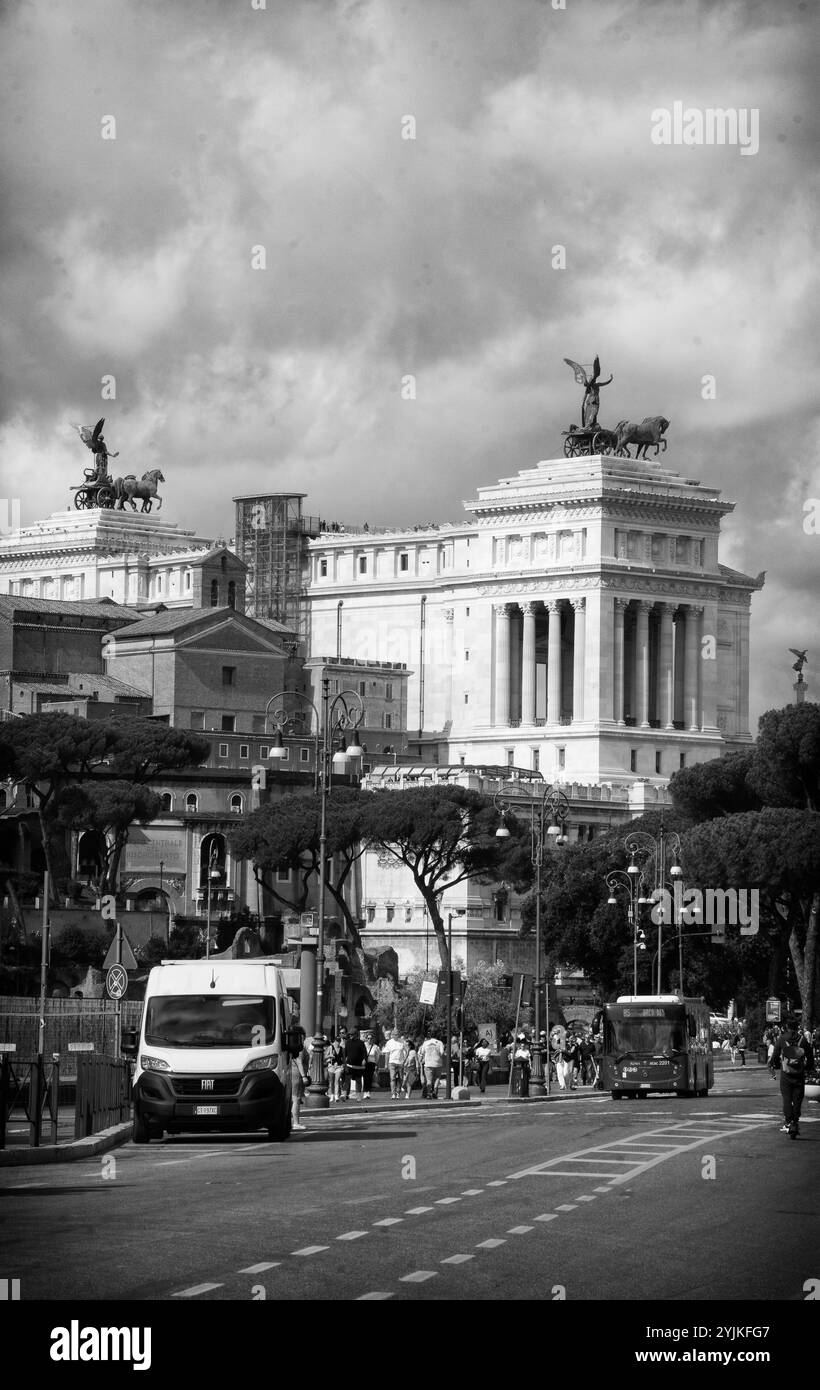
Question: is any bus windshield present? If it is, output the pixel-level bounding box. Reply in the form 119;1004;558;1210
608;1017;686;1056
145;995;275;1048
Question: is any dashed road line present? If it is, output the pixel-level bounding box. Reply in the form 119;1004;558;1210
435;1197;461;1205
292;1245;328;1256
555;1204;577;1212
400;1270;437;1283
442;1254;474;1264
486;1180;507;1187
574;1195;596;1203
461;1188;483;1195
476;1238;506;1249
358;1291;394;1300
173;1283;224;1298
337;1231;368;1241
373;1217;403;1227
405;1205;434;1215
238;1262;280;1274
534;1214;558;1222
507;1225;534;1234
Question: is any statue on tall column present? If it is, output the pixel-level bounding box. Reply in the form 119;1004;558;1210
790;649;808;681
563;355;613;430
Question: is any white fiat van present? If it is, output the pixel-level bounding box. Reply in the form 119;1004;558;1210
124;958;301;1143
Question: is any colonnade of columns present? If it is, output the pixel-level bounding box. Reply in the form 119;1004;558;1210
493;596;716;732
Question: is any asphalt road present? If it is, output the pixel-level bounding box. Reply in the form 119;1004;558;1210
2;1068;816;1304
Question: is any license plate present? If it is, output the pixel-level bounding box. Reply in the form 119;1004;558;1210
639;1083;651;1088
194;1104;220;1116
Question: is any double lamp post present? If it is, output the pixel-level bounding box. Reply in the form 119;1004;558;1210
266;680;365;1109
495;780;570;1096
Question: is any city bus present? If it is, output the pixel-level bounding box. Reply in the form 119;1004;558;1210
601;995;713;1099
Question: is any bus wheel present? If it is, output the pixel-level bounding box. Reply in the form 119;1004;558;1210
636;1092;647;1100
610;1090;623;1100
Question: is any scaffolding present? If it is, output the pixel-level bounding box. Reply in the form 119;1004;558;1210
233;493;322;636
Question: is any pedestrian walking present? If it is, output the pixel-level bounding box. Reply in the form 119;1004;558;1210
403;1040;419;1097
770;1016;814;1138
474;1036;492;1093
363;1031;381;1098
341;1028;367;1099
290;1027;310;1131
384;1028;408;1099
420;1030;445;1098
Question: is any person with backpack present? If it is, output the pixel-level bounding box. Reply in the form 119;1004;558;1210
770;1016;815;1138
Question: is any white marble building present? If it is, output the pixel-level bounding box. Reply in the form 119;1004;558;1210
0;509;241;611
306;451;763;786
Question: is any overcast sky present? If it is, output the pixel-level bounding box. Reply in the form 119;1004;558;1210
1;0;817;725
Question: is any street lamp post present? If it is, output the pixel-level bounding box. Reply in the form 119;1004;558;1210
495;780;570;1096
267;681;364;1108
606;823;683;994
205;845;220;960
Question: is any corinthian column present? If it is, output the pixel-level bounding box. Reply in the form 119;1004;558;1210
494;603;511;726
683;604;702;731
521;602;536;725
571;597;586;722
614;597;627;725
658;603;675;730
546;600;562;724
635;600;651;728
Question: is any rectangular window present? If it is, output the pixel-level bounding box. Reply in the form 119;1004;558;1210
300;747;310;763
404;906;413;922
275;868;290;883
506;749;514;768
532;748;540;772
465;650;470;661
385;682;393;701
399;553;409;572
252;715;266;733
222;666;236;687
466;607;470;617
383;712;393;729
278;747;291;762
320;558;328;577
464;693;469;704
191;711;205;730
385;906;395;922
239;744;249;759
558;746;566;771
655;750;662;774
367;906;376;924
679;752;686;770
359;681;366;697
221;715;236;733
185;572;191;590
260;745;269;760
630;749;638;772
218;742;229;757
358;555;367;574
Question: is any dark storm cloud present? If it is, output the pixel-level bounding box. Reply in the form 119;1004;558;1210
1;0;817;722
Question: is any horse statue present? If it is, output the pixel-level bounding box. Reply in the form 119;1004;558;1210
114;469;165;512
613;417;670;460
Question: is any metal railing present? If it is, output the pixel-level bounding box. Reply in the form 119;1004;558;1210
74;1055;132;1140
0;1055;60;1148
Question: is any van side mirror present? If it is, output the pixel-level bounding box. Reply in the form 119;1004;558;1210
121;1029;138;1055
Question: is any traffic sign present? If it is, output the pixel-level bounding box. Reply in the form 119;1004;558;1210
103;932;138;972
106;964;128;1000
765;997;781;1023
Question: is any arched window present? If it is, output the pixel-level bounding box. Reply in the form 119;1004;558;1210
227;580;236;609
185;792;198;813
230;793;243;814
160;792;173;813
210;579;219;606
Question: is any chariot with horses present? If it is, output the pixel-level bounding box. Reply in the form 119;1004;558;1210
70;418;164;512
561;357;669;460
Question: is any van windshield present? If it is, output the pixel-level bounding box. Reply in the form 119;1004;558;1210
145;995;275;1048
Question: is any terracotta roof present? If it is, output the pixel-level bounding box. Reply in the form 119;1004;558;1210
0;596;141;621
103;606;282;642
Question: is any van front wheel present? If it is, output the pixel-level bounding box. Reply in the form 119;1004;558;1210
267;1101;289;1143
132;1110;151;1144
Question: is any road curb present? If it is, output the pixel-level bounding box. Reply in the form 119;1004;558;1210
0;1122;132;1167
